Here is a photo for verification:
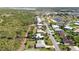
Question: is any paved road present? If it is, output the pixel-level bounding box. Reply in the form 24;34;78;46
69;46;79;51
43;19;60;51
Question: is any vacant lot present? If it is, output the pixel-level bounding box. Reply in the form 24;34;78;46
0;8;35;51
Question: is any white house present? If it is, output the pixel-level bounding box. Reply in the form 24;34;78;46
36;23;43;29
55;28;63;32
35;33;44;39
74;23;79;25
74;21;79;25
37;29;46;33
52;25;59;29
64;26;73;30
37;23;43;26
36;40;45;48
36;16;42;23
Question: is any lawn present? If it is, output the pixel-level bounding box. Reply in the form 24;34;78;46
25;40;36;49
54;34;62;42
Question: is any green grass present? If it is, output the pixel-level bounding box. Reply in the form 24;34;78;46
25;40;36;49
0;39;20;51
54;35;61;42
59;44;71;51
44;34;53;45
0;8;35;50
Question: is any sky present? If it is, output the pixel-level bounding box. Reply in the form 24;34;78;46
0;0;79;7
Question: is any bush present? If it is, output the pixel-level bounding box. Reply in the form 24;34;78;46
0;39;20;51
59;44;70;51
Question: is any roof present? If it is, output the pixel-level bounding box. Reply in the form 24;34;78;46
37;29;45;33
55;28;63;32
53;18;62;22
35;33;44;39
63;36;74;45
64;26;73;30
36;16;42;23
36;40;45;48
37;23;43;26
74;21;79;25
51;19;57;23
74;23;79;25
52;25;59;29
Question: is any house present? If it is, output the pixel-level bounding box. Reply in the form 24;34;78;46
35;33;44;39
36;40;45;48
37;23;43;26
37;29;46;34
36;16;42;23
74;21;79;25
63;37;70;45
36;23;43;29
52;25;59;29
55;28;65;38
62;36;74;45
64;26;73;30
51;19;57;23
50;30;54;34
36;16;43;29
54;28;63;32
50;17;62;23
58;30;64;37
53;17;62;22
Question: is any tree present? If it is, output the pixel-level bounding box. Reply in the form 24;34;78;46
74;36;79;43
59;44;70;51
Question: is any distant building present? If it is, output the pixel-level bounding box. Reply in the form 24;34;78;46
63;36;74;45
64;26;73;30
53;18;62;22
63;37;70;45
55;28;63;32
37;29;46;34
36;16;42;23
55;28;65;38
36;23;43;29
36;16;43;29
74;21;79;25
52;25;59;29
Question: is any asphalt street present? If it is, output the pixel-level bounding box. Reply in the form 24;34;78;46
43;20;60;51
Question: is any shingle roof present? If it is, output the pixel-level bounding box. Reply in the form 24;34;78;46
53;18;62;22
